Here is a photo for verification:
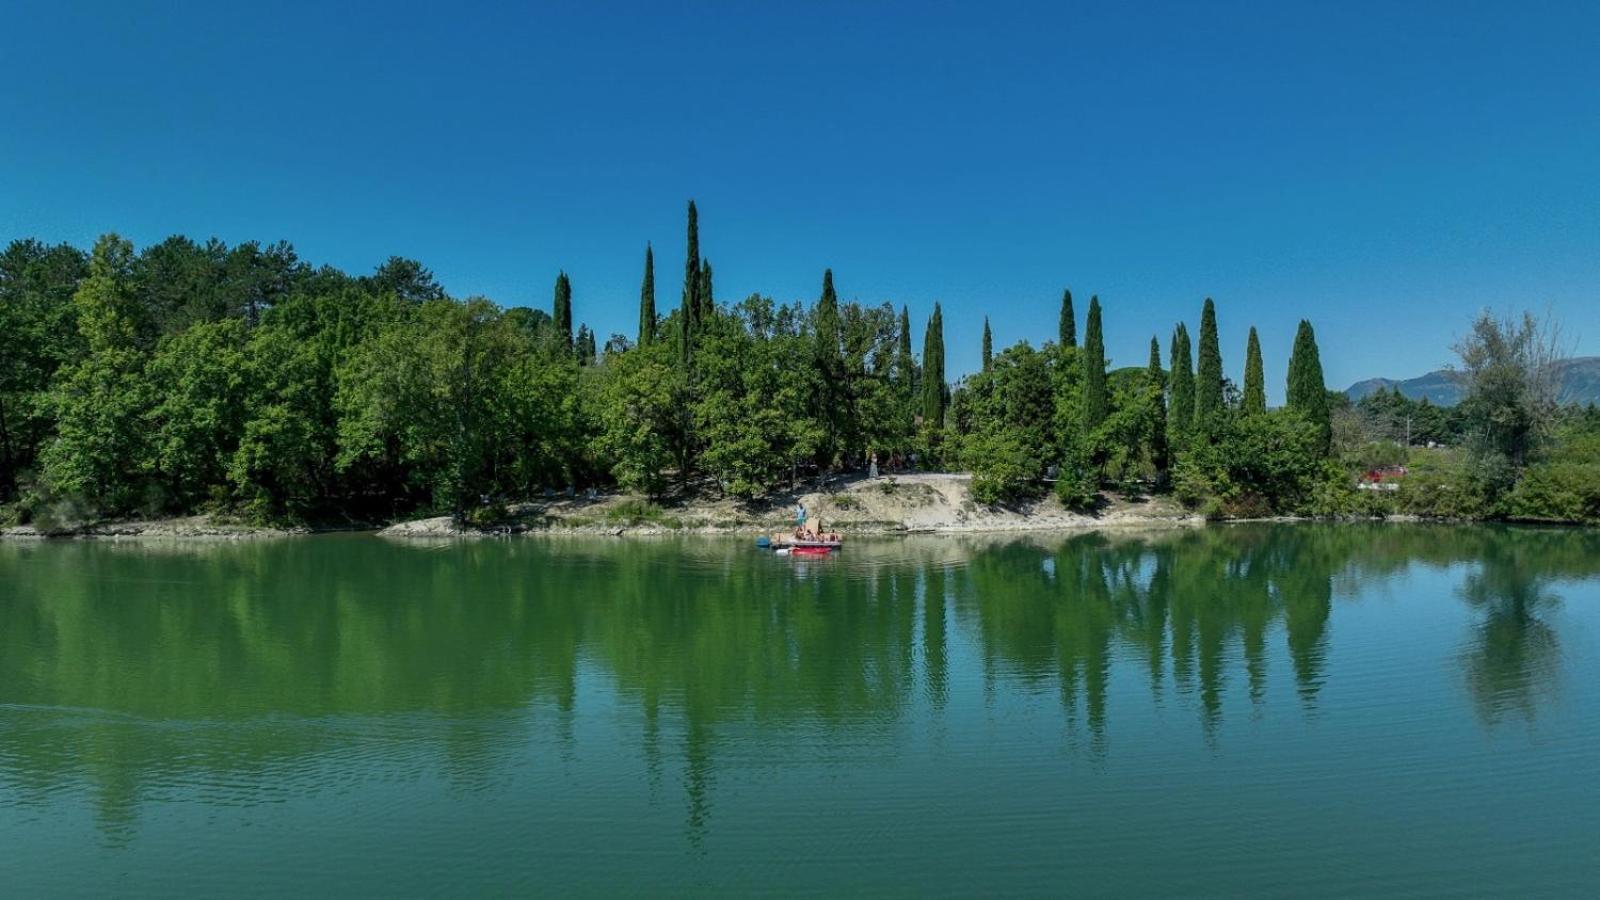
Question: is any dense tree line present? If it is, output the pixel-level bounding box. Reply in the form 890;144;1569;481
3;204;1593;528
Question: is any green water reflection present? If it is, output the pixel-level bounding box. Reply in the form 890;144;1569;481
1;524;1597;895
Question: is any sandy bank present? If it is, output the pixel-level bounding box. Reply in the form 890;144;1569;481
379;473;1200;539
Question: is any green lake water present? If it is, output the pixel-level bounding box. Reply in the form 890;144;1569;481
2;524;1597;897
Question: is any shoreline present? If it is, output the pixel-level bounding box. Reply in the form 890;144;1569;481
5;472;1589;542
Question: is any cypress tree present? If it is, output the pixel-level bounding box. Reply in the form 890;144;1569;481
680;200;699;360
1243;326;1266;414
552;271;573;352
698;259;714;321
575;324;596;366
816;269;841;368
1287;319;1331;453
896;305;915;396
1148;335;1169;472
1081;295;1108;431
981;317;993;372
1059;289;1076;348
921;303;945;428
1168;323;1194;442
637;243;655;347
1194;297;1222;432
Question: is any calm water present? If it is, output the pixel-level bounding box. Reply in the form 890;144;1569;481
2;525;1597;897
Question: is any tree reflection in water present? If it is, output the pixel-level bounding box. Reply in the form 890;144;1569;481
1;524;1596;841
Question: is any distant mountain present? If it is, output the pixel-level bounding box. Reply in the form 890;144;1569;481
1346;357;1600;407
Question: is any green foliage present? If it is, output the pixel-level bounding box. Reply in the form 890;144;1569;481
604;497;677;527
1194;298;1223;435
1508;460;1600;524
921;303;946;432
981;318;993;372
1453;311;1558;466
145;319;249;510
1168;323;1194;447
1243;326;1266;415
1286;319;1330;455
1172;410;1327;516
694;299;822;497
24;219;1595;531
594;340;682;499
1393;448;1508;520
552;271;573;352
680;200;701;361
1081;295;1108;432
951;342;1053;504
0;238;88;500
638;244;656;347
1058;289;1076;348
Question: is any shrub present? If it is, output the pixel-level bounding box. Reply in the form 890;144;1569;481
603;497;677;527
1508;460;1600;524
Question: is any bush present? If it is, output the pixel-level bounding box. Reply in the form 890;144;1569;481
1393;448;1507;520
1172;409;1327;516
962;431;1044;506
603;497;677;527
1508;460;1600;524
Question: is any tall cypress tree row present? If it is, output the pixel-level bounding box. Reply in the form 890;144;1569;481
1194;297;1223;433
637;243;655;347
921;303;945;429
1081;295;1108;431
1243;326;1266;414
981;317;993;372
1168;323;1194;442
1147;335;1169;472
552;271;573;352
1286;319;1331;454
1059;289;1076;348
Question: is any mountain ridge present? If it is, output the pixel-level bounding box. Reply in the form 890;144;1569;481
1345;357;1600;406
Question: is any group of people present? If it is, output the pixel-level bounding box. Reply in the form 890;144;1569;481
784;501;839;544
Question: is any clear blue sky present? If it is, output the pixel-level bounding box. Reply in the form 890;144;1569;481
3;1;1597;397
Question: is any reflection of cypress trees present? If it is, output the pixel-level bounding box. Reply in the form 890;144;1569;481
5;526;1597;841
919;564;948;708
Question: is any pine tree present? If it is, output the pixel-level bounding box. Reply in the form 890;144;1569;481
1148;335;1169;472
1081;295;1108;431
982;318;993;372
637;243;655;347
1059;289;1076;348
1243;326;1266;414
921;303;945;428
1168;323;1194;442
1194;297;1223;434
1287;319;1331;454
552;271;573;353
